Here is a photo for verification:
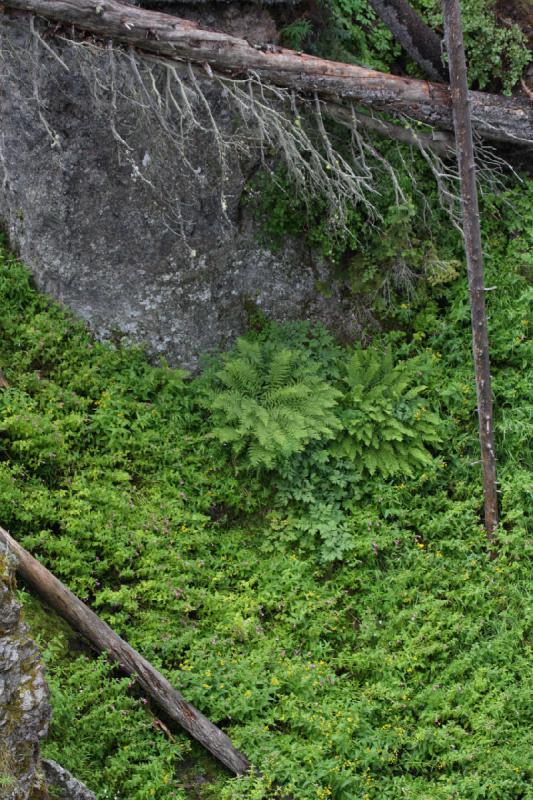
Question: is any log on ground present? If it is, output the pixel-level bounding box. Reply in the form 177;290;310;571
1;0;532;145
0;525;251;777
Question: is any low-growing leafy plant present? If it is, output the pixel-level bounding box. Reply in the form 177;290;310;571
280;17;313;51
419;0;531;94
334;347;442;477
272;444;360;561
202;338;341;469
40;638;190;800
0;177;531;800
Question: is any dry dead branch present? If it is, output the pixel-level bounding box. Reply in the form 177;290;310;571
2;0;532;146
0;524;251;776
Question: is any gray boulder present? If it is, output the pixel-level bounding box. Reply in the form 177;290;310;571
42;761;95;800
0;10;345;371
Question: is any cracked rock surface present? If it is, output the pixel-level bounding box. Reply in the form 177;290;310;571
42;761;96;800
0;546;50;800
0;11;345;371
0;545;95;800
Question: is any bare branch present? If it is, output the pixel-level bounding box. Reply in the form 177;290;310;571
2;0;532;145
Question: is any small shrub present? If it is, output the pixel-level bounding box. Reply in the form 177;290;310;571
202;338;341;469
334;347;442;477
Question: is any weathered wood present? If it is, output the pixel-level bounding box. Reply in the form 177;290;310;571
367;0;447;81
2;0;532;145
326;103;455;155
0;525;251;776
442;0;499;541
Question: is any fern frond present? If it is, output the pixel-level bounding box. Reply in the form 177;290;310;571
204;338;340;469
335;346;443;478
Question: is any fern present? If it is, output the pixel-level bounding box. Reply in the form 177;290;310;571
203;339;341;469
280;18;313;51
334;348;442;478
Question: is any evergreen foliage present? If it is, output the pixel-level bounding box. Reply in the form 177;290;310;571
202;338;341;469
303;0;530;94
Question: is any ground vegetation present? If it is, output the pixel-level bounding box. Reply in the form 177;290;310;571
0;1;531;797
0;175;531;799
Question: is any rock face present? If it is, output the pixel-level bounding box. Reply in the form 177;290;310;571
42;761;96;800
0;546;50;800
0;546;95;800
0;9;342;370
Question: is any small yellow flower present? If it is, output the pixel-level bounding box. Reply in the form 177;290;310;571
270;677;280;686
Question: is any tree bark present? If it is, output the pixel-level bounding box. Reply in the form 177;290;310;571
0;525;251;776
367;0;447;81
442;0;499;541
2;0;532;146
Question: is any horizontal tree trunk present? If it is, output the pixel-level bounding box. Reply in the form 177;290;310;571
325;102;455;154
2;0;532;145
0;525;251;777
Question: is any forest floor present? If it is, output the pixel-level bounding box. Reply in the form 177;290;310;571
0;179;531;800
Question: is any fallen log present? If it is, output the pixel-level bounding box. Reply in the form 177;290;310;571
0;525;251;777
367;0;447;82
2;0;532;146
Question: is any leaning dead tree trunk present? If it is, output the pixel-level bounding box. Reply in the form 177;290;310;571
0;525;251;776
442;0;499;541
2;0;532;146
367;0;447;81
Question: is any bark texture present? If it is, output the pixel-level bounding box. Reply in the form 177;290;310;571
367;0;447;81
0;526;251;776
2;0;532;145
442;0;499;539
